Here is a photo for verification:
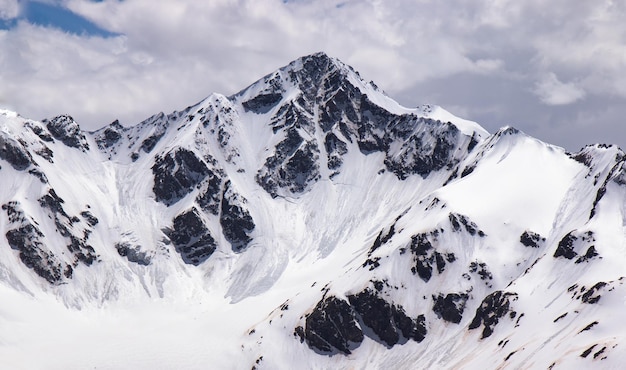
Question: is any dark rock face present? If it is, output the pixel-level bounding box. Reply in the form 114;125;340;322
25;121;54;142
80;211;99;227
95;121;123;149
2;201;69;284
242;93;283;114
115;242;152;266
324;132;348;173
248;53;480;198
432;293;469;324
554;230;595;260
581;282;607;304
141;130;166;153
554;232;578;259
298;286;427;355
44;115;90;151
575;246;599;264
347;288;426;346
167;208;216;265
299;296;364;355
219;180;255;252
256;128;320;197
195;167;224;215
152;148;210;205
385;119;462;180
468;291;518;339
0;133;34;171
469;261;493;282
449;213;485;237
520;230;545;248
407;231;455;282
38;189;98;266
409;233;435;281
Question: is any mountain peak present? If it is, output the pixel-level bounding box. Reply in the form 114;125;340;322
4;54;626;369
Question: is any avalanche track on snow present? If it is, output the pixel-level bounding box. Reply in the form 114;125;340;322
1;53;626;369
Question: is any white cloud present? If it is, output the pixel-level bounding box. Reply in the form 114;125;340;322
0;0;625;150
533;73;586;106
0;0;20;20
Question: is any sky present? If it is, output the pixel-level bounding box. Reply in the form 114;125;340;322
1;0;625;152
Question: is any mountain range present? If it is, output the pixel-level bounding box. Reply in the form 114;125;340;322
1;52;625;369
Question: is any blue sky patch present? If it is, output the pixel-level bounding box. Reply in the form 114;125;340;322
2;0;117;37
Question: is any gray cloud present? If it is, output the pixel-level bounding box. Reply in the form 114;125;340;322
0;0;625;151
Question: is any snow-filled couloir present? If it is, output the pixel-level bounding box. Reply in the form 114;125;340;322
1;52;626;369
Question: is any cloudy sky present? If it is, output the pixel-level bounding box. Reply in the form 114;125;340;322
1;0;625;151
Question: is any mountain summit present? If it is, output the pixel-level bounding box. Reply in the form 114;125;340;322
1;53;625;369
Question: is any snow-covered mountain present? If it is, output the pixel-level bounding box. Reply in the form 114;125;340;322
1;52;626;369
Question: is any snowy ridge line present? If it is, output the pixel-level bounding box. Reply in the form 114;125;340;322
1;53;626;369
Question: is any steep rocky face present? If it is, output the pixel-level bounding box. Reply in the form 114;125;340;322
3;54;626;370
44;115;90;151
297;296;364;355
166;208;217;266
152;148;211;206
2;201;70;284
243;52;480;199
219;180;255;252
469;291;519;339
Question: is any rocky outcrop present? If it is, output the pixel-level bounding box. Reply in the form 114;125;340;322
297;296;364;355
298;287;426;355
166;208;216;265
152;148;210;205
44;115;90;151
468;291;518;338
0;132;35;171
2;201;70;284
347;288;426;346
219;180;255;252
94;120;124;150
256;128;321;197
432;293;469;324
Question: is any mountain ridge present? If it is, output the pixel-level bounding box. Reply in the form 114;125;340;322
1;52;626;369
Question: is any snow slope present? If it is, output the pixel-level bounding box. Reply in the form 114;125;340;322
1;53;626;369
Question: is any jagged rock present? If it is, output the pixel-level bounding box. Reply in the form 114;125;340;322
432;293;469;324
80;210;99;227
554;231;595;260
44;115;90;151
2;202;69;284
347;288;426;346
219;180;255;252
195;167;223;215
166;208;216;265
242;93;283;114
141;130;166;153
300;296;364;355
152;148;210;206
520;230;545;248
406;232;454;282
324;132;348;172
256;128;320;197
469;261;493;281
0;133;33;171
115;242;152;266
468;291;519;339
385;119;462;179
575;246;599;264
95;120;123;149
449;213;485;236
38;189;98;266
554;232;578;259
25;121;54;142
38;189;69;218
581;282;607;304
